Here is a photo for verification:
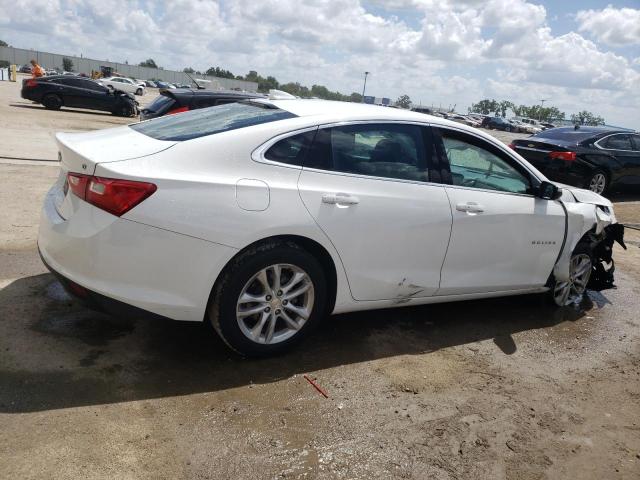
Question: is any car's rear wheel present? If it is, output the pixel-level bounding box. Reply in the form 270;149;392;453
586;170;608;195
552;244;592;306
42;94;62;110
505;126;511;132
209;241;327;356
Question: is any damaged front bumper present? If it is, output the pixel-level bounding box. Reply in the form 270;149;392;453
586;223;626;291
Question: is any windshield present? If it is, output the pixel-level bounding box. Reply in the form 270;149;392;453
131;101;296;141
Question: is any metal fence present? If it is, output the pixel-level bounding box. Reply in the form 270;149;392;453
0;46;258;91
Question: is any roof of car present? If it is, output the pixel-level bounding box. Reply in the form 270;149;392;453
547;126;632;135
247;98;505;143
164;88;262;98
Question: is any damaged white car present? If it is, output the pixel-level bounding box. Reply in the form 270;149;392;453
38;98;626;356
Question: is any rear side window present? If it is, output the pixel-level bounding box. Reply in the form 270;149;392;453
264;130;316;166
131;102;296;141
602;134;633;150
304;123;428;182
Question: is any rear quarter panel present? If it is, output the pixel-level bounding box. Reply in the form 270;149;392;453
95;119;354;312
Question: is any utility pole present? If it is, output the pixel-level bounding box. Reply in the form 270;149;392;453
361;72;370;102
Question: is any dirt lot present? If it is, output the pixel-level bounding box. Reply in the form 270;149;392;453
1;78;639;480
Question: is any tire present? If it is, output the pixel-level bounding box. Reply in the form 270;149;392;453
114;103;134;117
585;170;608;195
505;126;511;132
135;88;143;96
551;243;593;306
208;241;327;357
42;94;62;110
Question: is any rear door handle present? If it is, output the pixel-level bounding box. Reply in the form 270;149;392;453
322;193;360;205
456;202;484;213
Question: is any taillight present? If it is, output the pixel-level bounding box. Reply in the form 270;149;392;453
66;173;156;216
25;79;38;88
167;105;189;115
549;151;577;161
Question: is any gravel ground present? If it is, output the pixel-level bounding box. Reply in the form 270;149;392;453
1;77;640;480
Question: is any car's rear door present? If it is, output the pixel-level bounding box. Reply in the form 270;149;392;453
599;134;640;184
297;122;452;301
433;126;565;295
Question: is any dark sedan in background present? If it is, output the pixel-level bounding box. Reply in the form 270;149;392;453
21;76;138;117
510;127;640;194
139;89;262;120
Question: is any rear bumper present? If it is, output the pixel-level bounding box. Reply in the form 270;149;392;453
39;248;170;320
38;184;238;321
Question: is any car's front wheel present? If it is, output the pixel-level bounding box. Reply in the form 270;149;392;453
209;241;327;356
586;170;608;195
552;244;592;306
135;88;143;96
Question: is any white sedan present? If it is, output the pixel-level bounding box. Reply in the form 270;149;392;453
99;77;145;96
38;99;624;356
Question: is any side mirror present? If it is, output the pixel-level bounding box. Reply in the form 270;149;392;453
537;181;561;200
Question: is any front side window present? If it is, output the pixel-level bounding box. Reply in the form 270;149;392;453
439;129;531;194
602;134;632;150
306;124;428;182
130;101;296;141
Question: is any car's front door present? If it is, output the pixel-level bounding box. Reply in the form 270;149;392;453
297;123;452;301
433;126;565;295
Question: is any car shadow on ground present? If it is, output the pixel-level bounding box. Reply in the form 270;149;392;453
9;103;116;117
0;273;597;413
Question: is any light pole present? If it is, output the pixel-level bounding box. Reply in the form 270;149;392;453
361;72;370;102
539;99;548;121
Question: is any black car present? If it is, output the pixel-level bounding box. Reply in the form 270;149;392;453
139;89;262;120
21;75;138;117
482;116;517;132
510;127;640;195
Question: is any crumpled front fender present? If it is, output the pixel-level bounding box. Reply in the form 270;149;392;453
552;202;616;282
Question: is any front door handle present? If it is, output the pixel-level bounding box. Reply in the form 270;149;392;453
456;202;484;213
322;193;360;205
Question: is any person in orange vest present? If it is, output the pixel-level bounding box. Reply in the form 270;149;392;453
30;59;45;78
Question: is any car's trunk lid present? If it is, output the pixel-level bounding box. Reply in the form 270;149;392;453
511;138;576;167
54;126;176;218
56;126;177;174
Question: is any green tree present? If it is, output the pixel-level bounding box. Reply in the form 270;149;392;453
206;66;235;79
0;39;8;47
0;60;9;68
139;58;158;68
183;67;195;74
470;99;500;115
349;92;363;103
497;100;514;117
396;94;412;109
571;111;605;126
62;57;73;72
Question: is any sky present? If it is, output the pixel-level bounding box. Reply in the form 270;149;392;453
1;0;639;128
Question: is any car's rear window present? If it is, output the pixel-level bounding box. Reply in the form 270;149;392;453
131;101;296;141
145;94;176;113
531;129;598;142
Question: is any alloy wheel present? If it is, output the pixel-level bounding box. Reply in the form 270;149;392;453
553;254;592;306
588;173;606;194
236;264;314;344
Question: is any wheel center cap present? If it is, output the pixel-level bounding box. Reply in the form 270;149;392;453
270;298;282;309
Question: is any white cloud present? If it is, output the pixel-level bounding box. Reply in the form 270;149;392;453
576;6;640;47
0;0;638;128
